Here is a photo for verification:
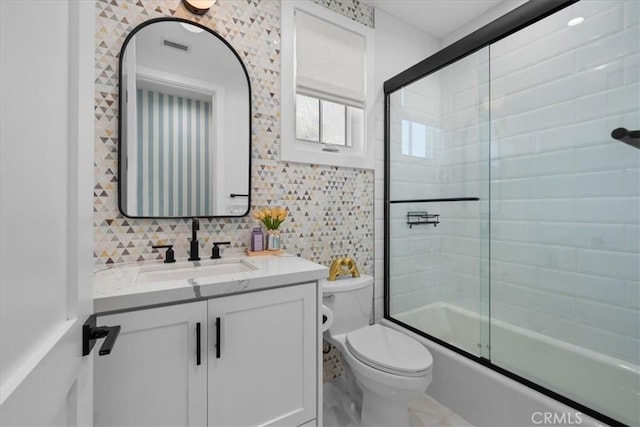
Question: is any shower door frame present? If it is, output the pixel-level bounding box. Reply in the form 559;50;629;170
382;1;626;426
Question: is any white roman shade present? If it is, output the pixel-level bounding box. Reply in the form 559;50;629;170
295;10;366;105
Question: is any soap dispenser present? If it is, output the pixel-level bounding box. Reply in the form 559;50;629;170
251;227;264;252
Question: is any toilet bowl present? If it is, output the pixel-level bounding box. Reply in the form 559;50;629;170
322;275;433;426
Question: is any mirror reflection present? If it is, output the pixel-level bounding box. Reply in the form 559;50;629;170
119;19;251;218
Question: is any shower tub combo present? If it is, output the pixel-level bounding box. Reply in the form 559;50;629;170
384;1;640;425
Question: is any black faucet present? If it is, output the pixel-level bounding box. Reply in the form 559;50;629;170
211;241;231;259
188;218;201;261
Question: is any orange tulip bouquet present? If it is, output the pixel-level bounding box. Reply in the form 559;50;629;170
252;207;288;250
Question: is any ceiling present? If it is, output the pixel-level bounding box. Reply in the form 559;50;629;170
364;0;509;38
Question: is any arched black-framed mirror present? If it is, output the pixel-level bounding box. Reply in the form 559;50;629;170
118;18;251;218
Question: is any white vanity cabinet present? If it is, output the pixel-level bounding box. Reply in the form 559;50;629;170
94;301;208;427
94;282;317;427
208;282;316;427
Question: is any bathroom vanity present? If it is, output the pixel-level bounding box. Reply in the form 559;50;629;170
93;254;327;427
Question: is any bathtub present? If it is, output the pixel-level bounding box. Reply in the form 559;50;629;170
383;302;639;427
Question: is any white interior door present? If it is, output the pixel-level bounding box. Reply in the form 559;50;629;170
0;1;95;425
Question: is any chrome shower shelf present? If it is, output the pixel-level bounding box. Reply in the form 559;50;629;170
407;212;439;228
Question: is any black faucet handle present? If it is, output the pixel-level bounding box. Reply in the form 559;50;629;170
152;244;176;263
192;217;200;230
211;241;231;259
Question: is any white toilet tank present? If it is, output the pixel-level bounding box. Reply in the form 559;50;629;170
322;275;373;336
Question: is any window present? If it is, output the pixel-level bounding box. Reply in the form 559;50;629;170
295;94;364;148
281;1;374;169
401;120;437;159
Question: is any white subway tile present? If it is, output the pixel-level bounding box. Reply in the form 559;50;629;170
504;51;575;96
492;241;577;270
491;261;537;287
577;248;640;281
576;25;639;71
445;124;483;148
448;142;480;165
536;59;625;107
375;230;384;257
624;225;640;252
492;88;537;120
439;182;481;197
440;163;480;187
537;222;625;251
491;177;535;200
496;150;575;179
442;106;483;131
575;142;640;172
491;302;537;331
624;280;640;309
535;170;625;198
574;196;639;224
536;118;618;153
536;267;627;306
374;277;383;300
491;220;538;243
623;52;639;84
374;297;384;323
578;0;624;20
493;280;576;320
576;299;640;338
575;82;640;122
442;254;480;277
624;0;639;28
492;199;576;222
440;236;480;258
493;133;537;159
572;3;624;46
624;168;640;196
493;101;576;139
390;288;441;313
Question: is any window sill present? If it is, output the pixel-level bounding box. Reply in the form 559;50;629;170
281;139;374;170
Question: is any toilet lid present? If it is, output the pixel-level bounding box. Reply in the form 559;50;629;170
346;324;433;377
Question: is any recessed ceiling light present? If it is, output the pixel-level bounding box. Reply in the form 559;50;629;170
567;17;584;27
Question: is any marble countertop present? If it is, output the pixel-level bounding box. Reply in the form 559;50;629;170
94;252;328;314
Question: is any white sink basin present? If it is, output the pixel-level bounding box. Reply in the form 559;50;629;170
137;259;257;283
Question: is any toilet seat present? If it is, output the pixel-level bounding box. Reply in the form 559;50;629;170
346;324;433;377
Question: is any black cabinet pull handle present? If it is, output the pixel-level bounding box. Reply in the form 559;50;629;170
196;322;201;366
215;317;221;359
82;314;121;356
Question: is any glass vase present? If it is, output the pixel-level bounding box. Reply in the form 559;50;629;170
266;229;281;251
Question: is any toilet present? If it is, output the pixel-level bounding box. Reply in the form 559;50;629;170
322;275;433;427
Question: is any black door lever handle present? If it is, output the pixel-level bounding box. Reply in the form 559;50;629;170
82;314;121;356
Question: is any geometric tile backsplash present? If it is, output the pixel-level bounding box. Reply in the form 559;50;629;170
94;0;375;276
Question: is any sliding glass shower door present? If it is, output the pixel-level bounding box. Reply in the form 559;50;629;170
387;47;491;359
385;1;639;425
489;2;639;425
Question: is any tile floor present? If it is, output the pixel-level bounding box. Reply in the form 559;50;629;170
323;380;473;427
